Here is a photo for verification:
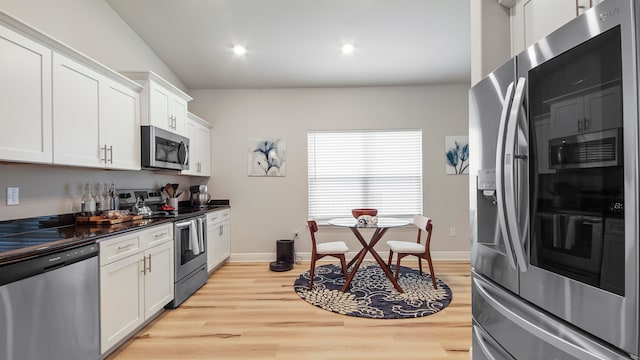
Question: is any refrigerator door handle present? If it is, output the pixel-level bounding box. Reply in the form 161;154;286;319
473;275;630;360
473;323;515;360
495;81;518;270
503;77;528;271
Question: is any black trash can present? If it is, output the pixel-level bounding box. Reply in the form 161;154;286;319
269;239;294;272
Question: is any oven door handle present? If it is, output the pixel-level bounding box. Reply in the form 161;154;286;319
197;218;205;250
175;220;193;228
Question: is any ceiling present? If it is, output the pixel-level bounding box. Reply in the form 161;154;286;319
106;0;470;90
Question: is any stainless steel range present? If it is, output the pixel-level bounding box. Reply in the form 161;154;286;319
118;189;208;308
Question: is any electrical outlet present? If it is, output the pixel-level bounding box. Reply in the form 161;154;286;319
7;187;19;206
449;227;456;237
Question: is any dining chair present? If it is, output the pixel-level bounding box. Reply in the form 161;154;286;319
386;215;437;288
307;219;349;290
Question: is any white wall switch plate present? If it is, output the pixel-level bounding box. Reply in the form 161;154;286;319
7;187;19;206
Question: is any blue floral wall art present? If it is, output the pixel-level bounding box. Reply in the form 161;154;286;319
248;138;287;176
445;136;469;175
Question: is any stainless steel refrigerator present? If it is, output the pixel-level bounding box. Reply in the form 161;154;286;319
470;0;639;358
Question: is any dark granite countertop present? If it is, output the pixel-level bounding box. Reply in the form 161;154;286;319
0;215;174;266
0;200;230;266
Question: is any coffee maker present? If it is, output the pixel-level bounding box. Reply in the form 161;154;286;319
189;185;211;207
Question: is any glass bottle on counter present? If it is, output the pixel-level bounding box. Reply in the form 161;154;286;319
94;182;105;214
102;182;112;211
80;182;96;216
110;183;119;210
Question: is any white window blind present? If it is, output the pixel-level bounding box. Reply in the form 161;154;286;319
307;129;423;221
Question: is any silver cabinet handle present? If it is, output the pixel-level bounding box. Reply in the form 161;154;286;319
108;145;113;164
577;118;583;132
584;117;589;131
219;225;223;236
141;257;146;275
147;254;152;273
154;232;167;239
101;145;108;164
117;243;135;251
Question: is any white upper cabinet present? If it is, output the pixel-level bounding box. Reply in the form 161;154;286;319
122;71;192;137
0;22;52;164
183;112;211;177
0;10;142;169
549;86;622;138
53;53;141;170
102;78;141;170
53;53;102;168
510;0;596;56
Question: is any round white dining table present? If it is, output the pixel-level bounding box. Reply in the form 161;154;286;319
328;217;410;293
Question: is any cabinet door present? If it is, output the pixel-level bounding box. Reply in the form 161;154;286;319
102;79;141;170
583;86;622;132
207;212;231;272
149;82;172;132
220;220;231;261
0;25;52;163
511;0;577;56
206;222;219;272
143;240;174;318
183;119;211;176
52;52;103;167
550;96;583;137
197;123;211;176
183;119;199;176
171;96;188;136
100;253;144;354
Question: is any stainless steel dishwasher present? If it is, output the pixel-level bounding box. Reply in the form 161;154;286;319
0;243;99;360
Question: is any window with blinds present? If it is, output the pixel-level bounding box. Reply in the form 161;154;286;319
307;129;423;221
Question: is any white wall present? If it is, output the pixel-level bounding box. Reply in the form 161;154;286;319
0;0;186;90
0;0;195;221
189;85;471;260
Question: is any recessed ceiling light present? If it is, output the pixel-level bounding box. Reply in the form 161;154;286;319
341;44;355;54
232;45;247;56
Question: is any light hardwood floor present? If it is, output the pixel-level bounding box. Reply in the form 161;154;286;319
107;260;471;360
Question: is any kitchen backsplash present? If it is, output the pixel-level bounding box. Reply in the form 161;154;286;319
0;163;204;221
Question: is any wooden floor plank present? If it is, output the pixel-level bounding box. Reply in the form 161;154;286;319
107;260;471;359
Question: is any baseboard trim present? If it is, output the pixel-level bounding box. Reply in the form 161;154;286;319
229;251;470;263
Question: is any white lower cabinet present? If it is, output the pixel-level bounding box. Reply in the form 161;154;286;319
99;249;145;354
99;223;174;355
206;209;231;272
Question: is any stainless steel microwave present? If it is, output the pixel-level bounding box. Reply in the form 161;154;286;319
141;125;189;171
548;127;622;169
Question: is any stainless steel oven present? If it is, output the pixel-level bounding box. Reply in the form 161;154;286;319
470;0;638;358
533;212;604;278
167;214;207;308
141;125;189;171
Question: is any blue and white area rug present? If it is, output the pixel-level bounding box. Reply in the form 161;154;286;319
293;262;453;319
